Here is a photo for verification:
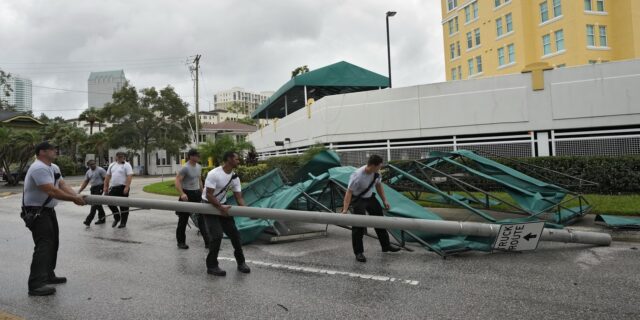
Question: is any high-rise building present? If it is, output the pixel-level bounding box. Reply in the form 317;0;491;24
213;87;273;116
440;0;640;81
1;75;32;112
87;70;126;108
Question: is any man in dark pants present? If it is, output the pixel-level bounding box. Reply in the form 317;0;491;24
23;142;86;296
174;149;208;249
201;151;250;276
78;160;107;226
103;152;133;228
341;154;400;262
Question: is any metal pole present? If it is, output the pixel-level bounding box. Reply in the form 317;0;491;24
193;54;201;145
85;196;611;247
386;12;394;88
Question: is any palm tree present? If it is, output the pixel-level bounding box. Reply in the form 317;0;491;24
83;132;109;166
198;135;253;167
1;129;40;186
78;107;102;135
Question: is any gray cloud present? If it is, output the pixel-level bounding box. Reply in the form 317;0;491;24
0;0;444;119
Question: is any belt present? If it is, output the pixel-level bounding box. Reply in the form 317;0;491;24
23;206;55;213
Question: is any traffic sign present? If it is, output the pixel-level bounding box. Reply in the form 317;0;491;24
492;222;545;251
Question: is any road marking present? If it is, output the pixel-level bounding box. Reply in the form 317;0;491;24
219;257;419;286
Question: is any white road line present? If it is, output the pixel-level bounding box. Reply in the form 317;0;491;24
219;257;419;286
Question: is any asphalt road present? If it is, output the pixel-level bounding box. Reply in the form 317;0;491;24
1;177;639;319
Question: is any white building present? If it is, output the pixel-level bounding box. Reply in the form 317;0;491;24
213;87;273;116
199;109;241;125
88;70;126;109
1;75;32;112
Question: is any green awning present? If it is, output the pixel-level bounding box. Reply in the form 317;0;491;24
251;61;389;119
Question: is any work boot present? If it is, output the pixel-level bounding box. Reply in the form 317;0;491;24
112;221;119;228
237;263;251;274
382;246;401;252
47;276;67;284
355;253;367;263
95;219;106;225
83;220;90;227
177;243;189;249
207;267;226;276
28;285;56;296
117;224;126;229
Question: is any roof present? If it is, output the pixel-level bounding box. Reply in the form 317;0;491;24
0;110;43;126
201;120;257;133
88;70;126;81
251;61;388;119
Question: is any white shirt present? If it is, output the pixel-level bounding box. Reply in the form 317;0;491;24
201;166;241;203
106;161;133;187
347;166;381;199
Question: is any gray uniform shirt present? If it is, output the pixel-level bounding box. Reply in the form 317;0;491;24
178;162;202;191
347;166;381;199
23;159;63;208
85;167;107;187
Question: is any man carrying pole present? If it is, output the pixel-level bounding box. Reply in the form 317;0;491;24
103;151;133;228
201;151;250;276
174;149;208;249
341;154;400;263
78;160;107;226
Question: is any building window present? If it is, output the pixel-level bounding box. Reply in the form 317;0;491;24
555;29;564;51
448;19;457;35
584;0;592;11
472;1;479;19
596;0;604;12
468;58;474;75
553;0;562;17
476;56;483;73
457;66;462;79
452;68;457;80
450;44;456;59
495;0;501;7
586;24;595;46
498;47;505;66
599;26;607;47
465;5;471;22
474;28;481;46
496;18;503;37
447;0;458;11
456;41;461;56
508;44;515;63
506;13;513;32
543;34;551;55
466;32;473;48
540;2;549;23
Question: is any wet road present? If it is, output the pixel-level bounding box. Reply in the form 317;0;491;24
1;177;639;319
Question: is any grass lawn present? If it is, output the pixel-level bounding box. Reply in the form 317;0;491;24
405;191;640;216
143;179;180;197
143;180;638;216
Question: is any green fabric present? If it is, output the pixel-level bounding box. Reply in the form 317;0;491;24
251;61;389;118
292;150;342;183
425;193;501;207
595;214;640;229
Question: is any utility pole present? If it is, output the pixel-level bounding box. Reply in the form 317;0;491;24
190;54;201;145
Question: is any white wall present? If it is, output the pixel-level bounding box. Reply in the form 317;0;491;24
249;59;640;153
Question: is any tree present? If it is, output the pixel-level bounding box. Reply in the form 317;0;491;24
0;70;14;111
100;83;190;175
82;132;109;166
40;121;87;165
291;65;310;78
198;135;253;167
78;107;102;135
0;127;40;186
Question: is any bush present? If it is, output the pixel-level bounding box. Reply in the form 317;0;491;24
263;155;301;182
55;155;78;176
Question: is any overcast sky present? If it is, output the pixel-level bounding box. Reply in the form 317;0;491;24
0;0;444;119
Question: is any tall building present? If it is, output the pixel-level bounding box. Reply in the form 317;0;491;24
441;0;640;81
213;87;273;116
1;75;32;112
87;70;126;108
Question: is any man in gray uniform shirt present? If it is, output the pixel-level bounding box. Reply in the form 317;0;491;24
78;160;107;226
174;149;208;249
23;142;85;296
341;154;400;262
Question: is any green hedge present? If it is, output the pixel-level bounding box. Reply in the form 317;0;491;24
55;156;78;176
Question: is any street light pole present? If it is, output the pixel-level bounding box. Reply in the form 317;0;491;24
386;11;396;88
